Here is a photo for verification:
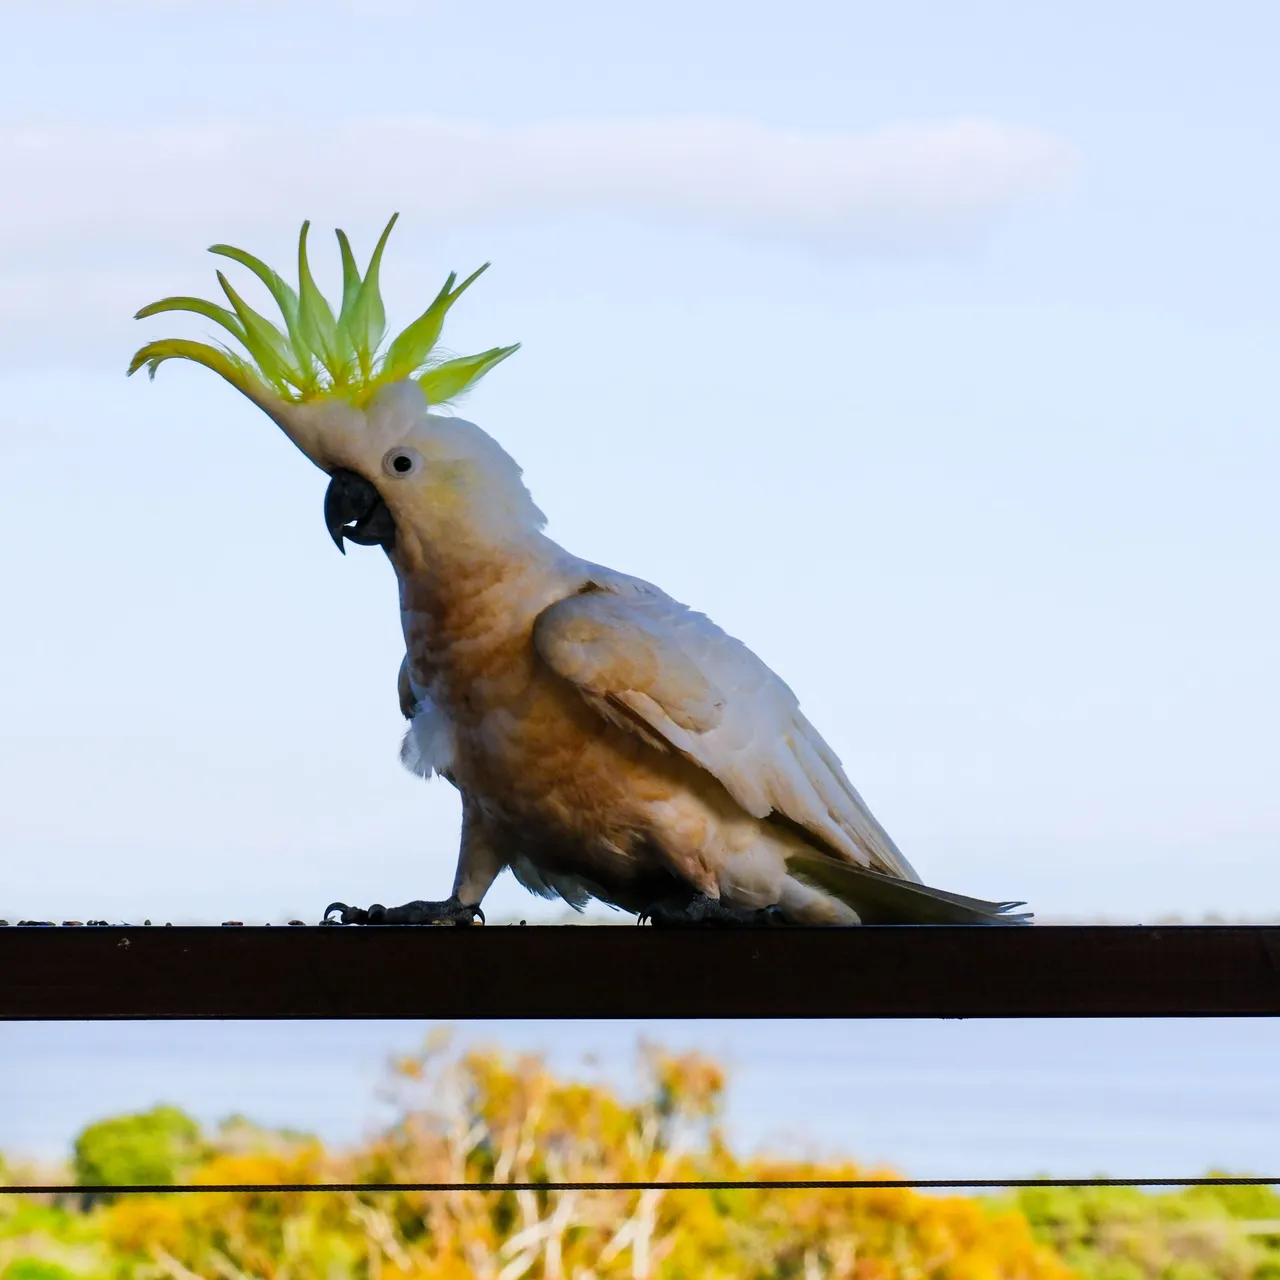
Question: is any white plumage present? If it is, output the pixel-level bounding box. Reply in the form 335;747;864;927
253;382;1029;925
532;574;922;882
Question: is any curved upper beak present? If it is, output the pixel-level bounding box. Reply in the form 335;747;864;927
324;469;397;554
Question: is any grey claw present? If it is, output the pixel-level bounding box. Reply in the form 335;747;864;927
323;902;369;925
323;897;482;926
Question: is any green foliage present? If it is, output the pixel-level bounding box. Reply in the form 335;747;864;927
72;1104;201;1191
1008;1180;1280;1280
1;1261;78;1280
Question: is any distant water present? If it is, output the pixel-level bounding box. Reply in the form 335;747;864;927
3;1019;1277;1181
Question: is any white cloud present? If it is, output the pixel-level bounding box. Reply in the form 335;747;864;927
0;114;1072;363
0;114;1070;258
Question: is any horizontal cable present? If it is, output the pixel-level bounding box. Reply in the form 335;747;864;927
3;1177;1278;1195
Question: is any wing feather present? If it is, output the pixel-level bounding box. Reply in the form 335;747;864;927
533;580;919;881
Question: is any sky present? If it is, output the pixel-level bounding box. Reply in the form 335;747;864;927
1;0;1278;930
5;1018;1280;1178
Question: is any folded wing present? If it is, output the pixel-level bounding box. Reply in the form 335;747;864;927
533;579;920;881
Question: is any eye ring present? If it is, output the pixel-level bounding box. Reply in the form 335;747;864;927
382;446;423;479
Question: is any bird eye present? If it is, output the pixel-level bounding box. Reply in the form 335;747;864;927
382;447;423;479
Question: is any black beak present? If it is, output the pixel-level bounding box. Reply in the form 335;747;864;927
324;469;397;554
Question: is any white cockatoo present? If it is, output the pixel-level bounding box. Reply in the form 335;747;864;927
131;217;1028;927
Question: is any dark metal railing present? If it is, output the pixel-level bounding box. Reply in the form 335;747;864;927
3;923;1278;1019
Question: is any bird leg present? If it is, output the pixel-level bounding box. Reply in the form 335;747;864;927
638;891;786;928
323;897;484;926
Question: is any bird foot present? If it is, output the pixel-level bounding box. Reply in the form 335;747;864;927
323;897;485;926
638;893;786;928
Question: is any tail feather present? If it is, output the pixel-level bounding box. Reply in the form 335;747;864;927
788;852;1031;926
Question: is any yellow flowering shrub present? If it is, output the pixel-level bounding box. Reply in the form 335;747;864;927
4;1038;1077;1280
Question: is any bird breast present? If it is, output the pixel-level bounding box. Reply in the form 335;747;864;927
399;572;673;846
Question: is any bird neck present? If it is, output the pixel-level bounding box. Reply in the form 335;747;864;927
393;531;572;664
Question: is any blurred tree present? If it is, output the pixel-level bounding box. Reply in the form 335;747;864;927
1012;1181;1280;1280
6;1041;1274;1278
1;1261;78;1280
72;1105;201;1193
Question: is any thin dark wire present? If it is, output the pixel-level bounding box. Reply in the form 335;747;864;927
3;1177;1278;1195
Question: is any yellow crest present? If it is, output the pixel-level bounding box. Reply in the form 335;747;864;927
128;214;519;409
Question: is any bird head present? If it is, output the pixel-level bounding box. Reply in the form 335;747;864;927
129;215;535;564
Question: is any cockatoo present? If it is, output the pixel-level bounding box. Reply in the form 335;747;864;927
131;217;1028;927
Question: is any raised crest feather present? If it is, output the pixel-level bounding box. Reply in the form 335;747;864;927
128;215;517;411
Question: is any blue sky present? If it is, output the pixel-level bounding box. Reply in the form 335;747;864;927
1;0;1278;924
5;1018;1280;1176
